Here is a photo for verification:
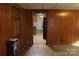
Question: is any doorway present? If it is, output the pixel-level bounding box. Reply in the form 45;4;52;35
32;10;47;45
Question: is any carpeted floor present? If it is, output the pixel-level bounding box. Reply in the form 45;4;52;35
23;30;79;56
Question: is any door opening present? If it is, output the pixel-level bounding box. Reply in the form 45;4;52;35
32;10;47;45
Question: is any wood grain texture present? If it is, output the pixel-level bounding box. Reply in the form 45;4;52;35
47;10;79;47
0;4;12;56
21;9;33;47
18;9;33;55
25;10;33;46
0;3;33;55
0;4;25;56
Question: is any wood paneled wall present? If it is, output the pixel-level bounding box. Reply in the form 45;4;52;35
47;10;79;46
0;4;12;55
25;10;33;46
20;9;33;51
0;4;33;56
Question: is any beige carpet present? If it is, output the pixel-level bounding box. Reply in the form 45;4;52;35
24;30;79;56
33;30;46;45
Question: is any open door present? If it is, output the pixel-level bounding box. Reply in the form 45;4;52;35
43;17;47;40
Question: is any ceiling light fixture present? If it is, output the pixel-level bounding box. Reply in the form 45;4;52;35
56;12;69;16
40;15;44;17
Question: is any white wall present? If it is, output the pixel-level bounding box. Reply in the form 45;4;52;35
36;14;43;30
33;14;37;27
33;13;45;30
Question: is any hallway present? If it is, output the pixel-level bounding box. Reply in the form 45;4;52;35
23;30;55;56
33;30;46;45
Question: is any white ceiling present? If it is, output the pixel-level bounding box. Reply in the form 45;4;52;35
18;3;79;10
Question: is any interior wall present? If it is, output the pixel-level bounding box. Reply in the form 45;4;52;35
47;10;79;46
0;4;12;55
33;14;37;27
0;4;33;56
36;13;44;30
20;10;33;55
33;13;45;31
24;10;33;46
